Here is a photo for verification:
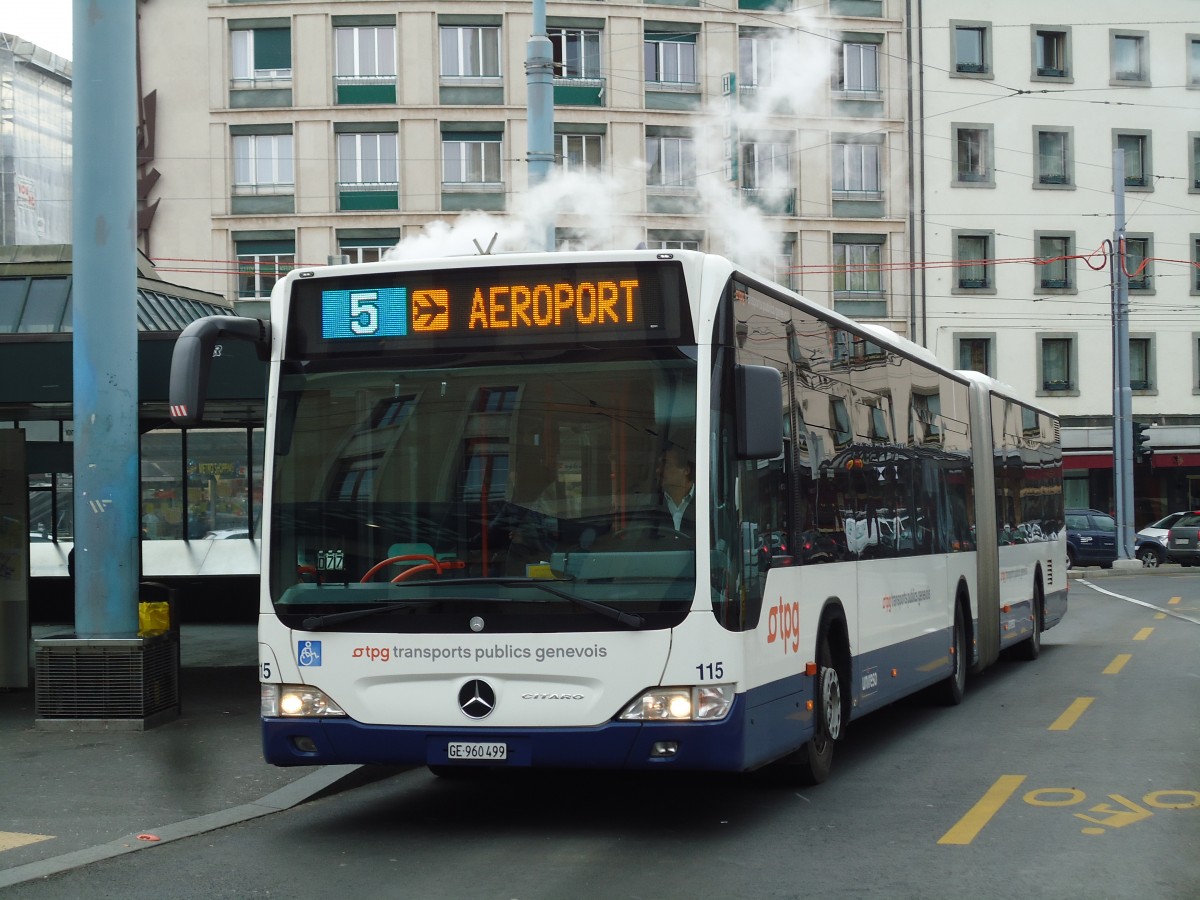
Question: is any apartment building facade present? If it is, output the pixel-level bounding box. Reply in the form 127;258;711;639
134;0;915;335
130;0;1200;519
913;2;1200;518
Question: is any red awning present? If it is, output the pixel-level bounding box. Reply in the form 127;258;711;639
1152;453;1200;468
1063;454;1113;470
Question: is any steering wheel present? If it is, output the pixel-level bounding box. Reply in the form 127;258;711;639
360;554;444;583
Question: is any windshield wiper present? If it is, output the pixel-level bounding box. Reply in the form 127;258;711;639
300;578;644;631
301;599;439;630
450;577;645;629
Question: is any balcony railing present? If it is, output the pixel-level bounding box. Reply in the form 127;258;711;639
553;76;605;106
334;74;397;104
741;187;795;215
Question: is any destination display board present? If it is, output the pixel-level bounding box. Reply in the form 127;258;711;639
286;260;691;357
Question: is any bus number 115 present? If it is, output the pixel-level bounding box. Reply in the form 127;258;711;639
696;662;724;680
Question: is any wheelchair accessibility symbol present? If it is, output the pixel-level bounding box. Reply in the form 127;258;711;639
298;640;322;667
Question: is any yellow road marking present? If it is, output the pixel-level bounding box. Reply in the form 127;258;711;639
1103;654;1132;675
1049;697;1094;731
1133;627;1153;641
938;775;1026;845
1154;612;1166;620
1169;597;1180;606
0;832;54;852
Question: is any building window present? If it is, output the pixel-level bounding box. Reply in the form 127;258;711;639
646;136;696;188
556;133;603;172
953;125;993;185
338;243;395;264
954;231;994;291
232;134;293;192
1189;36;1200;86
1124;235;1152;291
1194;236;1200;293
1111;31;1149;84
1190;236;1200;292
952;21;991;76
739;166;795;213
440;26;501;79
644;33;697;86
549;27;601;79
837;42;880;95
338;132;398;186
832;143;881;198
646;232;702;251
335;26;395;79
231;27;291;83
1036;233;1074;291
1129;336;1154;391
741;141;790;189
1190;134;1200;191
773;237;796;291
1193;333;1200;391
1116;132;1152;188
1033;28;1070;79
956;336;993;376
1039;336;1075;393
1036;129;1072;186
739;30;780;90
834;241;883;296
236;240;294;302
442;138;502;184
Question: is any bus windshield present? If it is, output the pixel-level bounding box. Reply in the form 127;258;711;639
267;352;698;632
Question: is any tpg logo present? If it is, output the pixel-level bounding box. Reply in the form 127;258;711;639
766;597;801;653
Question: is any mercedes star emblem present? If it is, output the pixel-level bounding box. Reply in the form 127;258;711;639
458;679;496;719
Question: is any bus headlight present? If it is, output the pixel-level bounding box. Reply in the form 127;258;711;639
619;684;735;721
261;683;347;717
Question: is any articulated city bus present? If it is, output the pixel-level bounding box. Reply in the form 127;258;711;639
170;249;1066;783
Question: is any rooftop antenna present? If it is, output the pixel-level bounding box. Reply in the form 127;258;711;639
473;233;499;255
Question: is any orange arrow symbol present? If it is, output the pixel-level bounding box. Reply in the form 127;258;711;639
412;289;450;331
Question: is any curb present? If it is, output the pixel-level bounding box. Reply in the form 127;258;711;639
1067;563;1189;579
0;764;399;890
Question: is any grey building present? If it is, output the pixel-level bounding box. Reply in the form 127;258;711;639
0;33;71;246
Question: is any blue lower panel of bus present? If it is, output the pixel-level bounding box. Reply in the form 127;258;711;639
263;678;816;772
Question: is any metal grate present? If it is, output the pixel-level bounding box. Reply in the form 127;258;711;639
35;636;179;723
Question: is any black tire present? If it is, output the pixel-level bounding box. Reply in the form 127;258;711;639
937;602;967;705
1065;547;1076;570
795;633;843;785
1014;584;1043;661
1136;546;1162;568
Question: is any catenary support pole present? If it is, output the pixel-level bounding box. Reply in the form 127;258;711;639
526;0;555;250
71;0;140;636
1111;149;1134;560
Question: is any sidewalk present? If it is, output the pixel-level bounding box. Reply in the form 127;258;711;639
0;624;386;890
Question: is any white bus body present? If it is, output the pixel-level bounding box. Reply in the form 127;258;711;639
171;250;1066;781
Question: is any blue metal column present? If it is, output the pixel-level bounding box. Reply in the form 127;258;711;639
71;0;140;637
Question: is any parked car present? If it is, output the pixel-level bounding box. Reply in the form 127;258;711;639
1064;508;1117;569
1134;511;1186;567
1165;511;1200;567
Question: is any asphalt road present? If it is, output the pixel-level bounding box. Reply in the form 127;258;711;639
7;573;1198;900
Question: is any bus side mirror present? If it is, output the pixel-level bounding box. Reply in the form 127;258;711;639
735;364;783;460
169;316;270;426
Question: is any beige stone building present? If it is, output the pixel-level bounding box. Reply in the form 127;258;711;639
134;0;915;334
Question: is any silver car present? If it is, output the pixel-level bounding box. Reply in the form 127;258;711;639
1166;512;1200;567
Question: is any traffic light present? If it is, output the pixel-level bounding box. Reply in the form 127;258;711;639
1133;421;1151;462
